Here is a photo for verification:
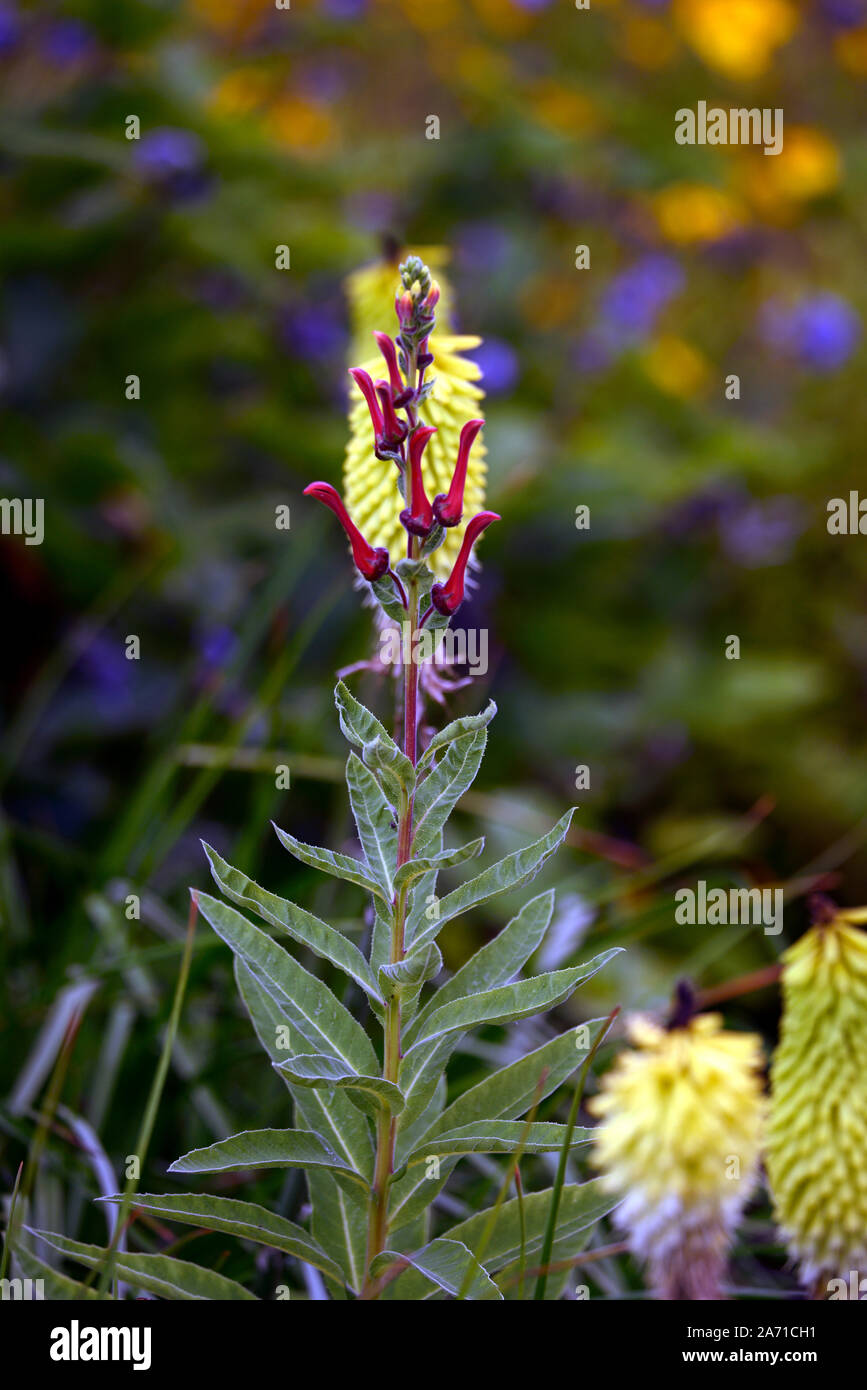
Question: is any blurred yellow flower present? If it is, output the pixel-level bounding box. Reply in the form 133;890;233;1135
211;68;273;118
674;0;798;80
590;1013;764;1299
766;908;867;1291
343;253;486;578
265;95;338;157
835;25;867;76
653;182;745;244
642;335;710;397
528;80;600;136
618;15;679;71
742;127;841;222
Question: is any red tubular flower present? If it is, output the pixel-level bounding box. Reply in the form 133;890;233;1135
373;331;405;398
348;367;384;437
433;418;484;528
375;380;408;448
303;482;389;581
430;511;501;616
400;425;436;537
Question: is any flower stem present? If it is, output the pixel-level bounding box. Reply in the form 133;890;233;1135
361;571;420;1298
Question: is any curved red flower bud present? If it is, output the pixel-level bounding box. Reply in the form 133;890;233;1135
400;425;436;537
433;418;484;528
375;380;408;447
348;367;384;437
374;332;404;398
430;511;500;616
303;482;389;582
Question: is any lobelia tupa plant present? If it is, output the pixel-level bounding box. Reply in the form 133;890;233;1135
40;253;621;1302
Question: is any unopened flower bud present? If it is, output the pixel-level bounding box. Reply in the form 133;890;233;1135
375;380;408;447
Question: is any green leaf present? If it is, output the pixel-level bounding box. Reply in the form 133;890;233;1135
370;1237;502;1301
334;679;393;753
405;889;555;1046
363;735;415;804
98;1193;342;1282
269;825;386;902
410;728;487;859
194;891;378;1076
204;846;383;1003
233;961;370;1294
14;1244;107;1300
370;572;408;625
412;810;577;950
378;942;442;1003
274;1053;405;1118
402;1121;592;1169
419;701;497;767
393;837;485;893
25;1229;256;1301
346;752;398;897
168;1128;369;1192
407;954;615;1051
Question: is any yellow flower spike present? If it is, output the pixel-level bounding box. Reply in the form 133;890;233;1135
343;250;486;578
766;905;867;1293
590;1011;765;1299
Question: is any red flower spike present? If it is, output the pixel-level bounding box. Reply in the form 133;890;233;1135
430;510;501;616
375;380;408;447
433;418;484;528
400;425;436;537
374;331;404;398
349;367;384;437
303;482;389;582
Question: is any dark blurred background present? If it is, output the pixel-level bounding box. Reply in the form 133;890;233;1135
2;0;867;1289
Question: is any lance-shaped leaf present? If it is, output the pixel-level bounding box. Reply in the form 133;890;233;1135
402;1121;592;1171
389;1022;612;1227
390;1181;616;1298
26;1229;256;1301
204;847;383;1004
194;891;378;1076
14;1244;107;1300
393;837;485;893
370;1237;502;1301
411;810;576;951
168;1128;369;1192
274;1053;405;1119
334;678;393;754
363;735;415;805
378;942;442;1004
98;1193;342;1282
418;701;497;768
346;752;398;897
405;889;555;1046
370;572;408;625
406;954;614;1052
268;825;385;902
410;728;487;859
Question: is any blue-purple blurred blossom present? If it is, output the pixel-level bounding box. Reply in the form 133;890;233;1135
512;0;556;10
467;338;520;395
134;128;208;201
280;301;345;363
198;625;238;674
718;496;807;567
41;19;96;65
819;0;865;27
455;220;512;272
323;0;367;16
577;254;684;369
0;3;20;55
760;293;860;372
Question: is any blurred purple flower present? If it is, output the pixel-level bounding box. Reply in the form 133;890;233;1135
41;18;96;65
455;220;512;272
280;301;345;363
134;127;211;202
760;293;860;372
467;338;519;395
198;625;237;674
512;0;556;10
0;3;21;55
323;0;367;15
718;495;807;567
577;254;684;369
819;0;865;27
